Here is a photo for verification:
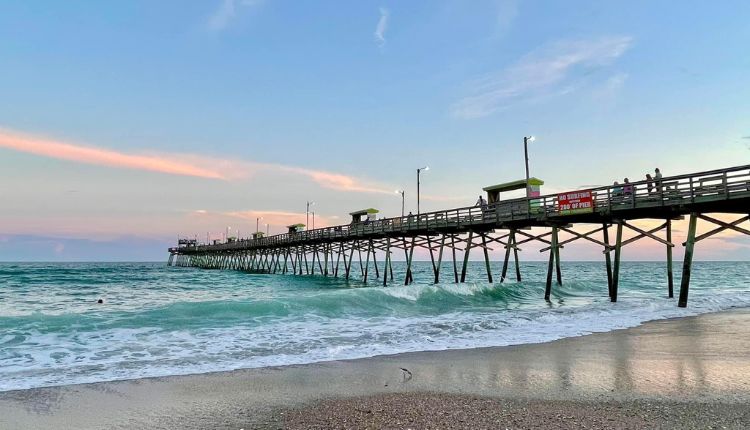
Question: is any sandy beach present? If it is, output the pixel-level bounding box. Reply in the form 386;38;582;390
2;308;750;429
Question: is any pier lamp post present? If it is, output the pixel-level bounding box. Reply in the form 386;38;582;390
524;136;535;199
312;211;316;230
266;223;270;236
417;166;429;215
395;189;405;217
306;201;315;229
256;217;263;235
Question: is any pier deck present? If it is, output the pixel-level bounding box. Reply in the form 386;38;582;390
169;164;750;307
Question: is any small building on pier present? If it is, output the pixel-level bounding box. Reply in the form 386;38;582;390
483;178;545;215
482;178;544;203
349;208;379;224
287;223;305;234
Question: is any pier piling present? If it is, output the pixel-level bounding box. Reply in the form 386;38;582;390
679;213;698;308
611;222;623;303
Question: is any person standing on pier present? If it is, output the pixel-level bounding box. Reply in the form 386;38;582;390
476;195;488;219
646;174;654;194
623;178;633;196
612;181;622;197
655;168;663;192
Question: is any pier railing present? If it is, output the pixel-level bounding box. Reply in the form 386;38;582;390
174;164;750;253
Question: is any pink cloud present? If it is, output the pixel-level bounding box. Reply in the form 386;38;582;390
274;166;393;194
0;127;399;194
0;128;228;180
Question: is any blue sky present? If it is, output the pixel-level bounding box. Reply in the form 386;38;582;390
0;0;749;260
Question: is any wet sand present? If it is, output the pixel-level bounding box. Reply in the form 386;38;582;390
2;308;750;429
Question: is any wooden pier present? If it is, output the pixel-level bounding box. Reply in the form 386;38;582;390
169;164;750;307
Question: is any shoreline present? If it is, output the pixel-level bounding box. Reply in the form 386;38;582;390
0;301;750;395
2;307;750;428
3;300;748;395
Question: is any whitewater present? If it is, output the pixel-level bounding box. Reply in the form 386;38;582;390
1;261;749;391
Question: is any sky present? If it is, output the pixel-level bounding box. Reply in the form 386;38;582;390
0;0;749;261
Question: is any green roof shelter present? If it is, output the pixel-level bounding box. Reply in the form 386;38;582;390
349;208;379;224
287;223;305;233
482;178;544;203
252;232;265;240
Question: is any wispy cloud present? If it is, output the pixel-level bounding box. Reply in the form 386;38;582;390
207;0;263;31
451;36;633;119
494;0;518;36
591;72;629;103
0;127;393;194
374;7;389;47
275;166;393;194
0;128;229;180
208;0;236;31
604;72;628;92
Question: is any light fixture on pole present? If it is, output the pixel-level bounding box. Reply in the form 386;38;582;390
256;217;263;235
306;201;315;228
312;211;315;230
417;166;429;215
524;136;535;199
395;189;405;217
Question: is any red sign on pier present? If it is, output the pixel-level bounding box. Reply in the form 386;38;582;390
557;190;594;215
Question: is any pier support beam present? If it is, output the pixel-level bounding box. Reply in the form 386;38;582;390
500;230;513;282
481;233;493;283
334;243;343;277
345;246;354;279
611;222;623;303
666;219;674;298
603;223;613;298
554;233;562;286
435;236;445;284
451;236;459;283
357;243;365;278
383;238;391;287
405;237;416;286
460;231;474;283
428;236;437;283
544;227;559;301
678;213;698;308
371;240;380;279
363;242;371;283
512;231;521;282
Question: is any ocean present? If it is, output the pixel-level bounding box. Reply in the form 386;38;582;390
1;261;749;392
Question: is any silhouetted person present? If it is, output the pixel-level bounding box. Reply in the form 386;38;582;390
655;168;663;192
475;195;487;209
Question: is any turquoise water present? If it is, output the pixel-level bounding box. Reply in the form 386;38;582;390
1;261;749;391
